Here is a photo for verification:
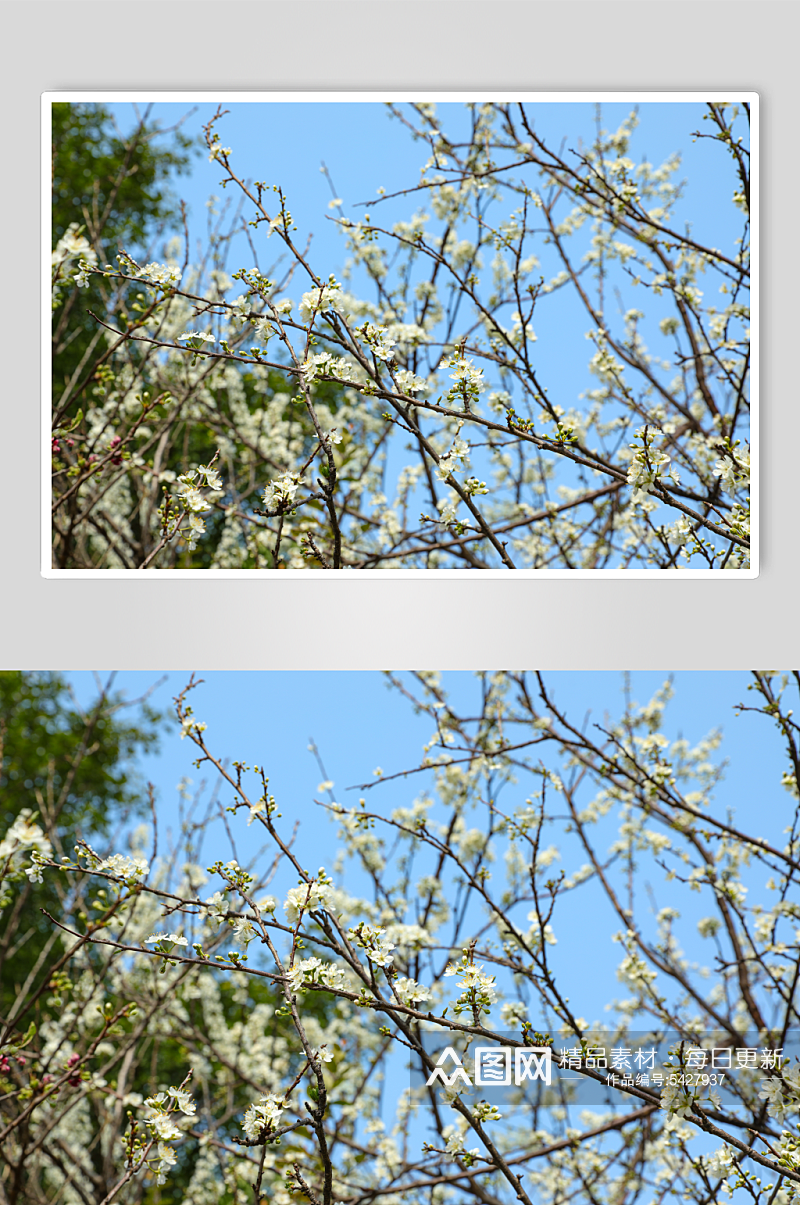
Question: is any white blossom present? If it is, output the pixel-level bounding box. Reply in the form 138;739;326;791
242;1093;285;1138
283;882;333;924
262;472;303;512
349;923;396;967
133;260;182;288
758;1076;788;1120
148;1113;183;1142
232;917;257;947
706;1146;734;1178
394;977;430;1006
96;853;148;881
0;811;53;863
167;1086;196;1115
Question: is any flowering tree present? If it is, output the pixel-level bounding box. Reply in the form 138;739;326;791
3;670;798;1205
50;99;752;570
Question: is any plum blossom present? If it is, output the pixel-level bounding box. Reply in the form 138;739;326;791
349;923;396;967
145;933;188;949
155;1144;177;1185
713;448;750;494
443;1125;479;1159
283;882;333;924
208;137;232;163
262;472;304;512
394;367;429;394
0;811;53;866
24;855;45;884
173;474;211;514
179;708;207;740
302;351;336;386
287;956;347;994
232;917;258;947
626;428;679;504
500;1000;527;1026
706;1146;734;1178
177;331;215;346
445;353;485;408
196;464;223;491
299;278;346;323
287;956;323;992
133;261;181;288
444;951;497;1016
74;260;94;288
661;1081;694;1118
95;853;148;881
758;1076;789;1121
148;1113;183;1143
170;466;221;552
435;437;470;482
394;977;430;1006
52;223;97;304
242;1093;286;1138
359;322;396;362
204;891;228;922
166;1086;196;1115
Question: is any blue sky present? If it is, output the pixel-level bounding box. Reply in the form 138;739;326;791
124;97;745;288
65;669;785;1027
116;96;748;427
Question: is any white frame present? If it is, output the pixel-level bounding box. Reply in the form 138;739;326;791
43;91;759;578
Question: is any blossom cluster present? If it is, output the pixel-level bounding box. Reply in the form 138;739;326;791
443;351;485;410
0;809;53;887
262;472;304;513
170;463;223;551
286;956;348;993
444;951;498;1018
142;1086;196;1185
242;1093;286;1139
625;427;680;506
51;223;97;307
348;923;396;967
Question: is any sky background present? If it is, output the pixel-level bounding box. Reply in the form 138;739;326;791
119;96;747;410
65;668;788;1028
95;97;751;564
121;97;745;290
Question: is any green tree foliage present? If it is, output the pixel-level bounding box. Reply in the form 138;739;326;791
51;103;348;570
0;677;336;1205
52;103;197;393
0;673;163;1019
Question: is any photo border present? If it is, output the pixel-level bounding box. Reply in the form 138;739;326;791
43;90;759;579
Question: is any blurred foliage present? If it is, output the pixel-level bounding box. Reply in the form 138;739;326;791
0;672;164;1018
52;103;198;388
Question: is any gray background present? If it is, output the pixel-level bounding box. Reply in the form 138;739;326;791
4;1;796;669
